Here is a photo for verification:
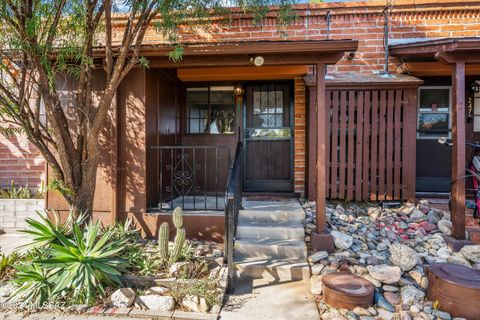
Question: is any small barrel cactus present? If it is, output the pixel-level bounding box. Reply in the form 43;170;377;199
158;207;187;265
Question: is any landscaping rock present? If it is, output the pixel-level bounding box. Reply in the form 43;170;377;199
377;309;395;320
331;230;353;250
367;265;402;284
169;261;191;276
310;275;323;295
309;251;329;263
374;291;395;312
438;220;453;236
137;295;175;311
390;244;418;271
146;286;169;295
400;285;425;305
107;288;136;308
460;245;480;263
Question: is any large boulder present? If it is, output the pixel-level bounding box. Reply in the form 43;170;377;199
136;295;175;311
366;265;402;284
389;244;418;271
460;245;480;263
331;230;353;250
107;288;136;308
400;285;425;305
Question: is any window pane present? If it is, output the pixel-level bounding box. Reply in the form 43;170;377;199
252;88;285;128
419;88;450;112
210;87;234;134
475;116;480;132
475;97;480;115
187;88;209;133
418;113;449;137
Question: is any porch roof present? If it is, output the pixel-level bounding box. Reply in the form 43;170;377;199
96;39;359;68
389;37;480;62
303;73;423;89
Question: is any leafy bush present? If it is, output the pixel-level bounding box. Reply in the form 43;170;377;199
10;215;129;306
0;253;18;282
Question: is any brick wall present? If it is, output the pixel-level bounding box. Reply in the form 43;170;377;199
0;133;46;189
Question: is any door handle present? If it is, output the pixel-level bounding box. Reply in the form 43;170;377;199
245;128;250;139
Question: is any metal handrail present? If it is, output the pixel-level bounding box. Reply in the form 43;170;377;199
224;141;243;292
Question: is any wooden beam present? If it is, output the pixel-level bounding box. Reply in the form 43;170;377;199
435;52;480;65
177;66;309;81
316;63;326;234
402;62;480;77
451;61;466;239
308;86;317;201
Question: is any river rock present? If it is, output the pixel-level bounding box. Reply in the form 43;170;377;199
437;247;451;259
460;245;480;263
331;230;353;250
432;310;451;320
400;285;425;305
367;265;402;284
137;295;175;311
107;288;136;307
384;292;400;305
437;220;452;236
374;290;395;312
309;251;329;263
377;309;395;320
390;244;418;271
146;286;169;295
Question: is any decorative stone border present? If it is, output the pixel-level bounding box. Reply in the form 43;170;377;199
0;199;45;233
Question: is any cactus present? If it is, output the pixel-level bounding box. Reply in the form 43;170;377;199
169;227;186;265
158;207;187;265
173;207;183;229
158;222;170;262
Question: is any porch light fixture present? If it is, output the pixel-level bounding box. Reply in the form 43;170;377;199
250;56;264;67
469;81;480;94
234;84;245;97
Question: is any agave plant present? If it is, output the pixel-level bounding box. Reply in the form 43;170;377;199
0;253;18;281
10;263;56;306
22;209;89;248
39;221;129;301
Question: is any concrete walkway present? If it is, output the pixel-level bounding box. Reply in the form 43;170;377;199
220;278;319;320
0;233;32;255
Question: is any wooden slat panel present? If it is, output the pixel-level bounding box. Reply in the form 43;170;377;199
378;91;387;201
394;90;403;199
326;91;332;198
347;91;356;201
338;91;348;199
362;91;371;200
330;91;340;199
355;92;364;201
386;90;395;200
370;91;379;201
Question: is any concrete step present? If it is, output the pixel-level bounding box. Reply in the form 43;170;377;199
235;238;307;259
236;221;305;240
238;209;304;223
234;258;310;282
242;200;303;212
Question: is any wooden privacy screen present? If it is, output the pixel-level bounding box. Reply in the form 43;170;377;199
324;88;417;201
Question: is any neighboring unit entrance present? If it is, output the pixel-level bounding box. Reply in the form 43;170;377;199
244;83;293;192
416;86;452;193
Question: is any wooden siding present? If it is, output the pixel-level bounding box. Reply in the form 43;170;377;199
324;87;417;201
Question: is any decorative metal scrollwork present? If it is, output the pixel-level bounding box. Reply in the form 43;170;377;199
165;153;201;197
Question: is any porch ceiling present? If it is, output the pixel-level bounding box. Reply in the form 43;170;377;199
96;40;358;68
177;66;309;81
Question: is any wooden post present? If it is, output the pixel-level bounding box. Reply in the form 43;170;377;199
308;86;317;201
316;63;326;234
451;61;466;239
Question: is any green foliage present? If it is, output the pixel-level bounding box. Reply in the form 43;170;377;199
0;253;18;282
10;213;129;306
0;181;32;199
22;209;88;248
158;207;187;265
170;279;221;308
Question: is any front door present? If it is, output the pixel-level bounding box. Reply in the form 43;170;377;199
244;83;293;192
416;86;452;193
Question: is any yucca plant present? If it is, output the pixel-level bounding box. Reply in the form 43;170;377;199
39;221;129;302
0;253;18;281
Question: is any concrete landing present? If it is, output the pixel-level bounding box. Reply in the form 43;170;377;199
220;278;319;320
0;233;32;255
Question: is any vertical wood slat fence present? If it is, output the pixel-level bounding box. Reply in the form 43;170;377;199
324;87;417;202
